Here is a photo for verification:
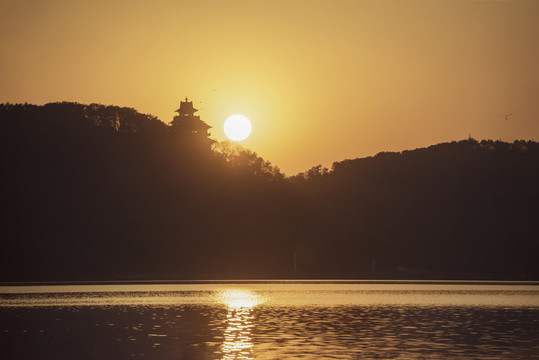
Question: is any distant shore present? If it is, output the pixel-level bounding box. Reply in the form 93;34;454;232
2;279;539;287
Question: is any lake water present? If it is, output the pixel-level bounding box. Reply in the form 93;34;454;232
1;281;538;359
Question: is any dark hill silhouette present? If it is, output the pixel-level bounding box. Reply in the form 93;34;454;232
291;139;539;278
1;102;538;281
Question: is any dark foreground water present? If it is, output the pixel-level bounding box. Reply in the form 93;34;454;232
1;281;538;359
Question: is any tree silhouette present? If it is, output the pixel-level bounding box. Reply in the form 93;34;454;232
1;102;538;280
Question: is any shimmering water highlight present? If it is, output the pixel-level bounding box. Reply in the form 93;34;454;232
1;282;538;359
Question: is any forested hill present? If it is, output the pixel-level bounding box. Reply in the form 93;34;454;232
292;139;539;279
1;102;538;281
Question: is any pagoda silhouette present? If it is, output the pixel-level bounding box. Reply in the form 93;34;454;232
170;97;215;150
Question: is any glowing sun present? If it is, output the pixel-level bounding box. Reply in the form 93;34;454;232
224;114;252;141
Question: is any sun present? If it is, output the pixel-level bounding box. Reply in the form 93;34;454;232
224;114;252;141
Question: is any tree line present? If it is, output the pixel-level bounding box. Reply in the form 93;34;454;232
1;102;537;280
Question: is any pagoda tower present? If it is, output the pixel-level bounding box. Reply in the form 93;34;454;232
170;97;215;150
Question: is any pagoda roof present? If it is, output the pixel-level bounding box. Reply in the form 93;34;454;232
170;116;212;129
175;97;198;114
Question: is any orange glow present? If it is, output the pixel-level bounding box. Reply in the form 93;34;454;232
219;289;263;360
1;1;538;174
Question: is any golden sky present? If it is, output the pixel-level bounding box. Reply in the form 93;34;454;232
1;0;538;175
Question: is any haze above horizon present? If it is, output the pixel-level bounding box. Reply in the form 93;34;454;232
1;0;538;174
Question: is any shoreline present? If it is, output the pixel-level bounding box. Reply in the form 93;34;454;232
2;279;539;287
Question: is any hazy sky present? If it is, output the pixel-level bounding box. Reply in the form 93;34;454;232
1;0;538;174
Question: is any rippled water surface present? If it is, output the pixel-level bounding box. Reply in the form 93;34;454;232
1;281;538;359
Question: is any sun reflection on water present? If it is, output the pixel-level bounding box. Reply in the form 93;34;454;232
219;290;263;360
